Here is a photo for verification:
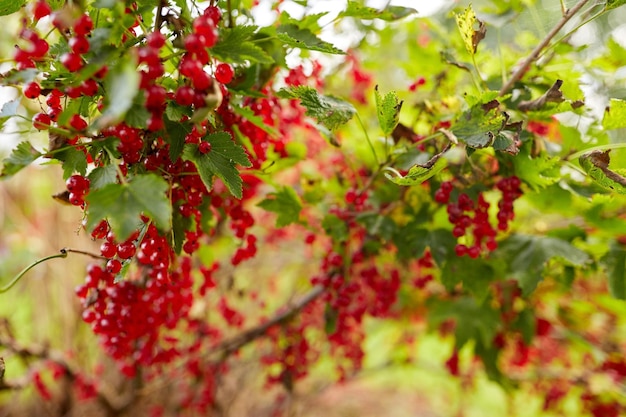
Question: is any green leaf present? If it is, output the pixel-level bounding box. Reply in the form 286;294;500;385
605;0;626;11
392;223;429;261
442;256;495;299
514;147;560;190
258;187;302;227
322;214;348;242
602;242;626;299
579;150;626;194
277;24;344;55
1;142;42;178
385;156;447;186
55;147;88;179
603;99;626;129
233;106;278;137
92;57;140;130
277;86;355;131
451;100;506;149
0;99;19;130
163;118;192;162
341;1;417;21
454;4;486;55
87;165;118;190
375;86;402;137
211;26;274;64
428;297;500;348
496;235;591;295
0;0;25;15
357;214;398;241
86;174;172;242
181;133;252;199
428;229;457;267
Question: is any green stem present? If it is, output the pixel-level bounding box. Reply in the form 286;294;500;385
0;250;68;293
355;113;380;165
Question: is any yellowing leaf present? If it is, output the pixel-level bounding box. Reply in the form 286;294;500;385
455;5;486;56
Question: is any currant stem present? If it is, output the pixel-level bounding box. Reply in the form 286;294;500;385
499;0;591;96
0;250;68;293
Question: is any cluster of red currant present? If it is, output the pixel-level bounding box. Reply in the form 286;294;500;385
434;176;522;258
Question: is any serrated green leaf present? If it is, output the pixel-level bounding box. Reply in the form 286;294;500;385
163;118;192;162
451;100;505;148
258;187;302;227
211;26;274;64
385;157;447;186
428;297;500;348
0;99;19;129
86;174;172;241
88;165;118;190
0;0;25;15
277;86;355;131
341;1;417;21
92;57;140;130
277;24;344;55
441;256;494;299
602;98;626;130
496;235;591;295
56;147;88;179
1;142;42;178
514;147;560;190
602;242;626;299
579;150;626;194
322;214;348;242
182;133;251;199
375;86;402;136
393;223;429;261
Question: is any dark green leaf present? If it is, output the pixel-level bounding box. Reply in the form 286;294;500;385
451;100;506;148
428;229;457;266
442;256;495;299
171;205;192;254
496;235;591;295
341;1;417;21
258;187;302;227
393;223;429;261
357;214;398;241
86;174;172;241
164;118;192;161
322;214;348;242
1;142;42;178
277;24;344;55
277;86;355;131
0;0;25;15
602;242;626;299
211;26;274;64
55;147;88;179
181;133;251;199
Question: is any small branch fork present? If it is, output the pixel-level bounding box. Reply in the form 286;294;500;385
499;0;592;96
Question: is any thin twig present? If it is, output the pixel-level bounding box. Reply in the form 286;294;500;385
212;285;325;357
499;0;591;96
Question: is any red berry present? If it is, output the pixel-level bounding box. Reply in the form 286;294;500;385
69;36;90;55
175;86;195;106
69;114;88;130
68;192;85;206
100;241;117;258
60;52;83;72
106;259;122;274
215;63;234;84
33;0;52;21
74;14;94;36
147;31;166;49
198;141;212;154
116;242;136;259
468;246;481;259
455;244;468;257
23;82;41;99
32;112;52;129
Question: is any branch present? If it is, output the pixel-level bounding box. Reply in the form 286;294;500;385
499;0;591;96
212;285;325;357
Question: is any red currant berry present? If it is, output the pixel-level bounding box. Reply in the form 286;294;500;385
23;82;41;99
100;241;117;258
74;15;94;36
69;114;88;131
33;0;52;21
215;63;234;84
106;259;122;274
467;246;481;259
146;31;166;49
116;242;136;259
198;141;212;154
69;36;90;55
175;86;195;106
455;244;468;257
32;112;52;129
60;52;83;72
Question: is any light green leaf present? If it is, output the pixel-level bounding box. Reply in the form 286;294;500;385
88;165;118;190
0;0;25;15
602;242;626;299
385;156;447;186
496;235;590;295
277;24;344;55
211;26;274;64
341;1;417;21
605;0;626;11
579;150;626;194
86;174;172;241
0;99;19;130
56;147;88;179
451;100;505;148
92;57;140;130
258;187;302;227
1;142;42;178
602;98;626;130
375;86;402;136
277;86;355;131
514;147;560;190
322;214;348;242
455;4;486;55
182;133;252;199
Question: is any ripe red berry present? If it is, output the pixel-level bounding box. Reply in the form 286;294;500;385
215;63;234;84
33;0;52;21
69;114;88;130
116;242;136;259
32;112;52;129
106;259;122;274
74;14;94;36
175;86;195;106
100;241;117;258
69;36;90;55
198;141;212;154
60;52;83;72
147;32;166;49
23;82;41;99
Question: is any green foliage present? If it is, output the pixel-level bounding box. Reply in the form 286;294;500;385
86;174;172;241
1;142;42;178
603;242;626;299
258;187;302;227
211;26;274;64
374;86;402;137
385;156;447;186
182;133;252;199
93;57;140;130
277;86;356;131
0;99;19;130
579;150;626;194
450;99;508;149
602;98;626;130
0;0;24;16
277;24;344;55
454;4;485;56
